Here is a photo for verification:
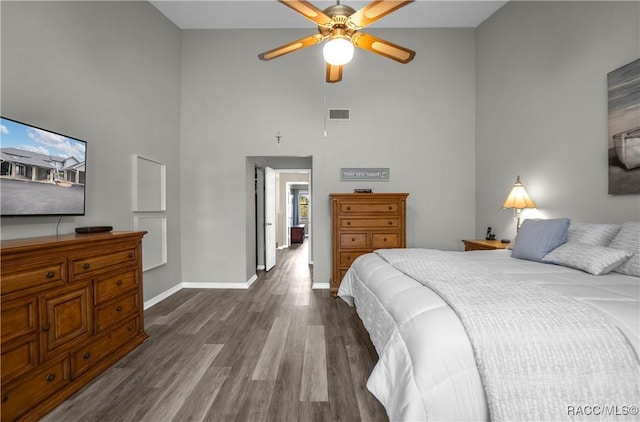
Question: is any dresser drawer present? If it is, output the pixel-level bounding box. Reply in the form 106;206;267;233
94;268;137;305
339;251;368;267
72;316;139;377
371;233;400;249
339;233;368;249
1;296;37;343
2;260;67;295
1;355;70;422
1;335;37;384
72;248;136;277
95;292;138;333
341;218;399;229
340;203;399;214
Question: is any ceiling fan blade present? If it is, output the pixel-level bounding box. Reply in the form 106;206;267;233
326;63;343;83
352;32;415;64
279;0;332;27
348;0;414;29
258;33;325;61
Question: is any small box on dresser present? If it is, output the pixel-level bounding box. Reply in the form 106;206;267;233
0;231;147;422
330;193;409;297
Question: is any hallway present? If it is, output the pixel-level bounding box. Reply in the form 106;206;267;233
44;240;388;421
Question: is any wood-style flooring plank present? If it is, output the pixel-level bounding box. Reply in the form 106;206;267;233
251;316;291;381
140;343;224;422
40;241;388;422
299;325;328;402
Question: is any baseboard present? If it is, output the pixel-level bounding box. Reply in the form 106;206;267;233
145;274;259;309
144;283;182;310
182;274;257;290
312;282;330;290
246;274;258;288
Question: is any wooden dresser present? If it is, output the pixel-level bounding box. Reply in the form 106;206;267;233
330;193;408;297
1;231;148;422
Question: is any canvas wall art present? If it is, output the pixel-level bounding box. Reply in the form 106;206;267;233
608;58;640;194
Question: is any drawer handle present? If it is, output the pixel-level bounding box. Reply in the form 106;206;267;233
116;305;123;312
347;256;351;260
83;352;91;360
351;237;356;242
83;263;90;270
388;206;392;210
128;325;134;331
2;395;7;404
116;279;123;285
383;238;388;242
45;271;56;278
347;221;351;226
47;374;56;382
128;253;134;259
42;324;50;332
388;221;393;225
346;206;351;210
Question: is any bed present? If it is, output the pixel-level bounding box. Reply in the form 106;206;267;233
338;220;640;422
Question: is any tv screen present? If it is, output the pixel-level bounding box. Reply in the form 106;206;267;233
1;117;87;216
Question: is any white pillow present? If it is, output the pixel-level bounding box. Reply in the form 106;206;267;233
608;222;640;277
566;222;621;246
543;242;633;275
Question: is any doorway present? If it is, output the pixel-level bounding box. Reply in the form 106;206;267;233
248;156;312;276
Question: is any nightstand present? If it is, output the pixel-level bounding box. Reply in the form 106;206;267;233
462;239;510;251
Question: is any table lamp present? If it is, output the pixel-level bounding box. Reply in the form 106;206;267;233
502;175;536;231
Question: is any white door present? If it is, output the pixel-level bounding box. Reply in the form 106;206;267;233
264;167;276;271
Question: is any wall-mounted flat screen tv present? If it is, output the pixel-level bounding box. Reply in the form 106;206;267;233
1;117;87;216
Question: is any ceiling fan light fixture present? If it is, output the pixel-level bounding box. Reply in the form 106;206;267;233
323;37;354;66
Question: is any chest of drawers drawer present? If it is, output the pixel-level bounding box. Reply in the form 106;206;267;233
71;248;136;278
340;203;399;213
1;355;70;422
339;233;368;248
340;217;399;229
72;316;139;377
1;296;37;343
94;268;138;304
95;291;139;333
1;260;67;295
339;251;368;267
371;233;400;248
1;335;38;384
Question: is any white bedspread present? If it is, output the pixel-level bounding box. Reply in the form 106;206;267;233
338;249;640;422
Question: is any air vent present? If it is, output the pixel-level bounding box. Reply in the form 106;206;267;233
328;108;350;121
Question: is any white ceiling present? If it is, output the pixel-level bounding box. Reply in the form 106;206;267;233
149;1;508;29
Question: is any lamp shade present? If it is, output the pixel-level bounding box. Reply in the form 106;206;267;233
502;175;536;209
323;37;354;66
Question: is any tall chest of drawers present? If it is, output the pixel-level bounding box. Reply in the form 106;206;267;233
330;193;409;297
0;231;147;422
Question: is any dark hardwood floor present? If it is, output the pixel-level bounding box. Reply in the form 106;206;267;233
42;240;388;422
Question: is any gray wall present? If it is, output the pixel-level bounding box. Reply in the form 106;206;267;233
476;1;640;240
179;28;477;287
1;1;183;302
5;1;634;296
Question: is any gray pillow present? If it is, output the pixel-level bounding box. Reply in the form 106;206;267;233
566;222;621;246
608;221;640;277
511;218;570;262
542;242;633;275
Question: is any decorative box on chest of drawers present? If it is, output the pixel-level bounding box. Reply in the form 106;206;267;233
330;193;409;297
0;231;147;422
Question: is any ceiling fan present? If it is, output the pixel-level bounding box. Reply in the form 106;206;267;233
258;0;416;83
